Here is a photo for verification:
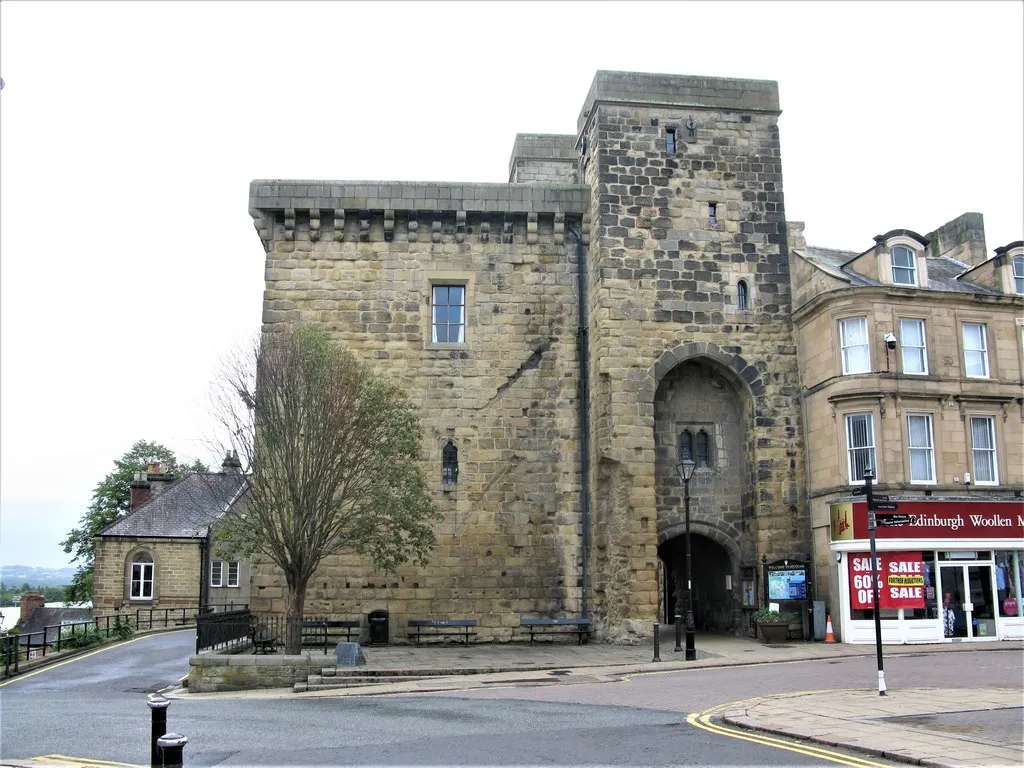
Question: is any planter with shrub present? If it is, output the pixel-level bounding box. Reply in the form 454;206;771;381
751;607;790;644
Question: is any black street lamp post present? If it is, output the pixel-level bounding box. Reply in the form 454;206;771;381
676;458;697;661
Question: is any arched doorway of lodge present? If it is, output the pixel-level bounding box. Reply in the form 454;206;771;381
658;534;735;632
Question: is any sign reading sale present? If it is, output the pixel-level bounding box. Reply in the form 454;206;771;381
849;552;925;610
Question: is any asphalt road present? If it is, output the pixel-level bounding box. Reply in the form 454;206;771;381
3;630;1018;766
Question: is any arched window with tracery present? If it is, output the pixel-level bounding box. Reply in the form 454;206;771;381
130;551;154;601
442;441;459;485
678;430;694;462
695;429;712;468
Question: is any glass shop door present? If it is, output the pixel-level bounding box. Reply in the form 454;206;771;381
938;564;997;640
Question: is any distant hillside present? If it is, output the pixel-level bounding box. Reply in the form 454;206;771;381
1;565;76;587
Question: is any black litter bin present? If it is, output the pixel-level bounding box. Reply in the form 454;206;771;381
368;610;389;645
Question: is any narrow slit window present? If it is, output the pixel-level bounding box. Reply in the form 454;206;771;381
737;280;749;310
666;128;677;155
442;440;459;485
709;203;718;227
678;430;693;462
695;429;711;468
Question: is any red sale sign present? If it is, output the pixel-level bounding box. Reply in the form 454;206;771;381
849;552;925;610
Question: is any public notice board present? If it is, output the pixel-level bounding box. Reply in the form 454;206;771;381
767;566;807;601
849;551;925;610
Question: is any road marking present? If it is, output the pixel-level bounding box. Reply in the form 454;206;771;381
31;756;142;768
688;700;894;768
0;629;193;688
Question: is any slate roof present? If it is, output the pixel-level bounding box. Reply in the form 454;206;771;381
99;473;247;538
19;606;93;643
800;246;1001;295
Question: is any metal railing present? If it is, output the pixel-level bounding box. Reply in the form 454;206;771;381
195;608;251;654
2;603;247;677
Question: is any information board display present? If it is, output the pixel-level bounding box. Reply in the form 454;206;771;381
767;567;807;600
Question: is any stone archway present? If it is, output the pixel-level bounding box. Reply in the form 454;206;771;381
658;532;735;632
652;351;758;635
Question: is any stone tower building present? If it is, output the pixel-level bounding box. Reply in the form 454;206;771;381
247;71;808;642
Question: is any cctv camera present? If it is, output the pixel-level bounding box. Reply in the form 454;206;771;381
884;332;897;350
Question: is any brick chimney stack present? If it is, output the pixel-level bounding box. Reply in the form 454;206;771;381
20;591;45;624
130;472;152;511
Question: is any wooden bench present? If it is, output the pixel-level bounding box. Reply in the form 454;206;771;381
301;619;360;647
407;619;477;645
520;618;591;645
249;621;279;654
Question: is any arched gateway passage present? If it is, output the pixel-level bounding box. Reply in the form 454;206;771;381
652;350;757;636
658;534;733;631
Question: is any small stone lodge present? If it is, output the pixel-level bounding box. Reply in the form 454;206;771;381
242;70;1022;644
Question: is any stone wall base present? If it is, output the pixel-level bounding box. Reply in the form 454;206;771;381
187;652;332;692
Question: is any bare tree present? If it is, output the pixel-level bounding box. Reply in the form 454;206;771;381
211;325;441;652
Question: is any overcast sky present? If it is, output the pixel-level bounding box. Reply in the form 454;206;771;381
1;1;1021;570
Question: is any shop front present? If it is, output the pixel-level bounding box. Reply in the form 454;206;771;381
829;499;1024;644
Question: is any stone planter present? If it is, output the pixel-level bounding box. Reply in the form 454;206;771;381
757;621;788;644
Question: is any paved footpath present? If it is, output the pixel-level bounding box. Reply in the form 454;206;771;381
185;633;1024;768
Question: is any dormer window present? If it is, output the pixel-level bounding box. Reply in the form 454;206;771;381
892;246;917;285
1013;256;1024;295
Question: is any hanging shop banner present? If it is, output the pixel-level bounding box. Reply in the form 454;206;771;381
848;551;925;610
845;500;1023;540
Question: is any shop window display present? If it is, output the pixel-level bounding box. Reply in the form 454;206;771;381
995;551;1024;618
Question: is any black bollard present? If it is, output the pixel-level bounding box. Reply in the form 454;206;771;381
157;733;188;768
652;622;661;662
147;695;170;767
674;614;682;652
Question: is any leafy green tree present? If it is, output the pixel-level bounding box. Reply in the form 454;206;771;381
60;441;207;603
214;326;441;653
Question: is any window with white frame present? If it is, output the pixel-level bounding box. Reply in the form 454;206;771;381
846;413;876;484
899;318;928;374
130;553;154;600
431;285;465;343
907;414;935;484
962;322;989;378
211;560;240;587
1013;256;1024;295
891;246;917;285
970;416;998;485
839;317;870;374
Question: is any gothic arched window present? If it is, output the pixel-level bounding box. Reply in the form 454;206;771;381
442;441;459;485
737;280;749;310
695;429;712;468
678;430;694;462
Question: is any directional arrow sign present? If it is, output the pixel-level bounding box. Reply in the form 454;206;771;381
851;487;866;496
873;502;900;511
876;513;913;526
871;495;890;502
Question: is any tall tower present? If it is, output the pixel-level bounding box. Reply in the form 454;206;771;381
577;72;807;635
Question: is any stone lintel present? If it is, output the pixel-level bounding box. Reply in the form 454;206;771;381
577;70;781;134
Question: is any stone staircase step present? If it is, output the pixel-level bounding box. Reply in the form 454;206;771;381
294;675;424;693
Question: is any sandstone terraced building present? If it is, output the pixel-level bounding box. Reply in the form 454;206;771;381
246;70;1023;644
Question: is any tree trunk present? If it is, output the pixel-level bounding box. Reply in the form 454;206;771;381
284;579;307;654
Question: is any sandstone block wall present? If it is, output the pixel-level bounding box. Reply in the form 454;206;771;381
92;537;201;616
249;182;593;641
577;72;808;633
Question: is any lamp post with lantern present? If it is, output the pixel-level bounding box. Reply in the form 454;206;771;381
676;458;697;661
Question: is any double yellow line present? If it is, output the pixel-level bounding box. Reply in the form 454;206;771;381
688;697;893;768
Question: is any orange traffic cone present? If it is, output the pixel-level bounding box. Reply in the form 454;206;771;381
825;615;836;643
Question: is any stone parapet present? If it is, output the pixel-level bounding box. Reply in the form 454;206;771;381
577;70;781;134
508;134;578;184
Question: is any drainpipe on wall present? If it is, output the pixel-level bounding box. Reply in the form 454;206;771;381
568;220;591;618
